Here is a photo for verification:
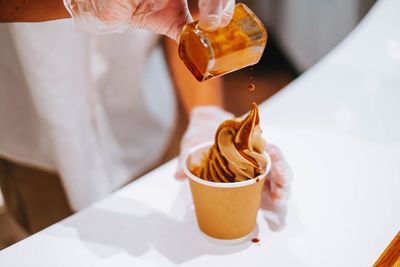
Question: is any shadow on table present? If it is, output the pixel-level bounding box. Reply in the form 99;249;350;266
52;181;307;265
57;188;254;264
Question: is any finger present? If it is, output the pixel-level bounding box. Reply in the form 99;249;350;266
261;143;292;230
198;0;222;31
175;169;187;180
220;0;235;28
272;160;292;187
265;143;293;188
165;0;193;41
260;184;287;231
175;150;189;180
267;167;291;203
92;0;134;24
198;0;234;31
265;143;283;162
260;204;287;231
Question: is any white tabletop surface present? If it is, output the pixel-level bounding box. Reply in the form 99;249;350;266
1;0;399;266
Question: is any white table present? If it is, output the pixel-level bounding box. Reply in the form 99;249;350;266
1;0;399;266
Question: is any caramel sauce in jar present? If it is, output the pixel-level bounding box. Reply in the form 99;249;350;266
178;3;267;81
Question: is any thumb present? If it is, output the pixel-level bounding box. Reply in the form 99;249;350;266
175;151;189;180
175;169;186;180
198;0;235;31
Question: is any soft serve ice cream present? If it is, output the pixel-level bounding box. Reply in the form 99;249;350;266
192;103;267;182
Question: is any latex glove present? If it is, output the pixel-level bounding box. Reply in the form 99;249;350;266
260;143;293;231
63;0;191;39
175;106;234;179
198;0;235;31
64;0;235;40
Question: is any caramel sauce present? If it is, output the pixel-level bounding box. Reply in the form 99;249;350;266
248;83;256;91
235;124;251;150
179;20;251;81
238;150;258;168
251;238;260;243
190;103;264;183
178;4;267;81
178;27;209;80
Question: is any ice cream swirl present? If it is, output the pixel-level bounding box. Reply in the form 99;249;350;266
192;103;267;182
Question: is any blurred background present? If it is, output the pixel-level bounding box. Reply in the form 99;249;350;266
0;0;377;249
160;0;377;163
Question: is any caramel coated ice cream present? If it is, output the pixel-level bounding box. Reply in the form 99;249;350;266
192;103;267;182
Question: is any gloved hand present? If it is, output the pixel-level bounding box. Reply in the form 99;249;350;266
64;0;235;40
260;143;293;231
175;106;292;231
198;0;235;31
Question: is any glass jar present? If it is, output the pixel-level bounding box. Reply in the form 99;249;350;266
178;3;267;82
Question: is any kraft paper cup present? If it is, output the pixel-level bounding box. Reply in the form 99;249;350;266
184;142;272;241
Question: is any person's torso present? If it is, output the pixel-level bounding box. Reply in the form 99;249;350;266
0;20;176;209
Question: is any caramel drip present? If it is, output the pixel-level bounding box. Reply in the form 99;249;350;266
248;83;256;91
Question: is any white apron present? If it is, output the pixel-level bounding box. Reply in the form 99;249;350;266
0;20;176;210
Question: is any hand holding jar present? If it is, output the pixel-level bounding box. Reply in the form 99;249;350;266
64;0;235;41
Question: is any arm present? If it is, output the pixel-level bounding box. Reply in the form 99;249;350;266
0;0;69;22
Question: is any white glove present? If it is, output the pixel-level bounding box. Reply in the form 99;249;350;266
64;0;235;40
63;0;192;40
260;143;293;231
198;0;235;31
175;105;234;179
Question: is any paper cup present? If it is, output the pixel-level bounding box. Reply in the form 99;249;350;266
184;142;271;240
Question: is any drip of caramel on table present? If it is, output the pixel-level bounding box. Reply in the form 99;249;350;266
192;103;267;182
